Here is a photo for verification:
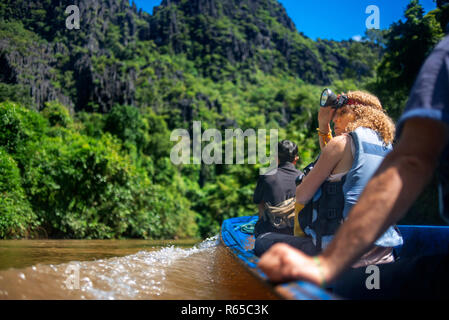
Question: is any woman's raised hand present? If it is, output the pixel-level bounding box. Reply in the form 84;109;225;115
318;106;335;133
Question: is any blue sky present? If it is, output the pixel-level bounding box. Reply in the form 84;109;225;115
131;0;438;41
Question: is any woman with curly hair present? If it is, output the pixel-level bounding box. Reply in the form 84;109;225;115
254;90;403;268
317;90;394;148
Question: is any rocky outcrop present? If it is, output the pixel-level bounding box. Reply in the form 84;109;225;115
0;0;146;112
316;39;382;81
0;0;381;112
149;0;329;83
0;37;73;111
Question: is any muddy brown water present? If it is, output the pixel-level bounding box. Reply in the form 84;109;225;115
0;236;278;300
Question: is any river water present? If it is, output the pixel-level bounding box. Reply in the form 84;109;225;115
0;236;278;300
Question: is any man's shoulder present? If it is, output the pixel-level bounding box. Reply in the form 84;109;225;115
258;170;278;181
259;163;301;180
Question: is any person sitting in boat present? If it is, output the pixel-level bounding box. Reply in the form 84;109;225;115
253;140;303;238
254;90;403;267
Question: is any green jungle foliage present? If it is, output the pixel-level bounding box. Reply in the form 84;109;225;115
0;101;198;239
0;0;447;239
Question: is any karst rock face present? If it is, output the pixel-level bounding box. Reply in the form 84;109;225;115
0;0;380;112
0;36;73;111
1;0;144;112
149;0;328;83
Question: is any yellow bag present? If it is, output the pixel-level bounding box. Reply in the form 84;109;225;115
294;202;305;237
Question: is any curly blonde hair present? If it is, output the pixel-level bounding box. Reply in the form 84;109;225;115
340;91;395;145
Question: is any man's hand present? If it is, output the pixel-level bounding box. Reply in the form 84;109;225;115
258;243;330;285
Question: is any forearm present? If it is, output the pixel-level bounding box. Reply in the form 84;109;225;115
318;123;332;150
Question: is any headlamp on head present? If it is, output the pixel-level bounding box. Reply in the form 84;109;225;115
320;88;348;109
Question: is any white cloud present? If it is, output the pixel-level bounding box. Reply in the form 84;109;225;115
352;35;362;42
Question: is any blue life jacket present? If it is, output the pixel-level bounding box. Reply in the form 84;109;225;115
299;127;404;250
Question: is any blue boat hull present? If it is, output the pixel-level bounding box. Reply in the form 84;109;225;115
220;215;449;300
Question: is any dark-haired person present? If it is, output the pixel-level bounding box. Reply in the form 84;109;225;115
253;140;302;238
258;35;449;299
254;91;403;262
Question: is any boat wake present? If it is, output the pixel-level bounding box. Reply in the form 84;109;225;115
0;235;220;300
